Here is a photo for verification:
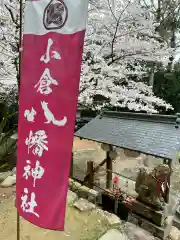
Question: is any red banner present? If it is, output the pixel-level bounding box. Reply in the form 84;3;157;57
16;0;89;230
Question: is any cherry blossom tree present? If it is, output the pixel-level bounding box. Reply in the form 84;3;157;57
140;0;180;71
79;0;173;112
0;0;173;112
0;0;20;77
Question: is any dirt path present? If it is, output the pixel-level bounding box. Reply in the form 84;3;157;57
73;137;97;150
0;192;109;240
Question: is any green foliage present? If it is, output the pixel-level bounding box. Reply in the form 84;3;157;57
153;71;180;114
0;102;17;165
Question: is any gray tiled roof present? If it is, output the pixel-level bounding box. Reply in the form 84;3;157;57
75;111;180;160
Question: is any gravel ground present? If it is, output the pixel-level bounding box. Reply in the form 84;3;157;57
0;192;110;240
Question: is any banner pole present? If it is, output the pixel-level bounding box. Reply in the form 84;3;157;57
18;0;23;89
17;210;20;240
17;0;23;238
15;197;20;240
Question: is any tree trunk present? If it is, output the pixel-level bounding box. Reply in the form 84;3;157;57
149;67;155;87
168;57;174;72
168;26;176;72
157;0;161;22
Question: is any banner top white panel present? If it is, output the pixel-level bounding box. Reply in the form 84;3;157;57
24;0;89;35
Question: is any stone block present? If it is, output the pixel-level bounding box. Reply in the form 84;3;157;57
125;222;154;240
95;209;121;226
88;189;99;203
130;200;167;226
69;178;74;186
70;181;82;192
173;215;180;230
78;185;90;198
168;194;179;216
128;213;173;239
133;229;154;240
67;190;78;205
169;226;180;240
0;171;11;183
73;198;95;212
98;229;127;240
104;212;121;226
0;175;16;187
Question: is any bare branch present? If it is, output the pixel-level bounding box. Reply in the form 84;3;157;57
107;0;118;22
110;0;132;62
4;5;17;25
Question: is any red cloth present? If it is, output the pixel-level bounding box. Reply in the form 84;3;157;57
157;181;167;193
113;176;119;184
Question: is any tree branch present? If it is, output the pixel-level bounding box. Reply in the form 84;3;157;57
4;5;17;25
110;0;131;62
107;0;118;22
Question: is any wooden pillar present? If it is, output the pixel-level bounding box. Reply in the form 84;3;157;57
83;158;107;184
70;152;74;177
164;158;172;203
87;161;94;189
106;145;113;189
